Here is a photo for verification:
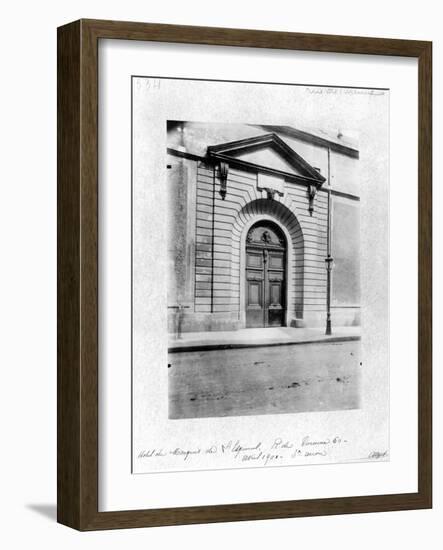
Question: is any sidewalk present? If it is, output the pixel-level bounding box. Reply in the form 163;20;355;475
169;326;361;353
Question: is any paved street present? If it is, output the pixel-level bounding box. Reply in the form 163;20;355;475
168;341;361;419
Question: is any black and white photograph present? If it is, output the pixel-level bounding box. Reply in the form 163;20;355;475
131;76;389;474
166;121;361;420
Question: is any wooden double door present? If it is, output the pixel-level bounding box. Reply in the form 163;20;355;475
245;222;286;328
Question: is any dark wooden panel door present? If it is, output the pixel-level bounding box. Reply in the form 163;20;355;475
266;249;285;326
246;248;265;328
245;223;286;328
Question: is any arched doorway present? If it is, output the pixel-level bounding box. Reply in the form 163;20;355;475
245;221;287;328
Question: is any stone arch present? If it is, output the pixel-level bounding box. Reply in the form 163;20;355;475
231;198;304;327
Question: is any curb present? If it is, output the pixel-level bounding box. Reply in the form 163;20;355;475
168;335;361;354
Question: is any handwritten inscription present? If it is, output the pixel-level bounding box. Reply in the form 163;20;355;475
137;436;350;466
305;86;385;97
135;78;161;91
368;450;389;460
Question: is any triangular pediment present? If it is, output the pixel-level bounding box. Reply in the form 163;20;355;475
207;133;325;184
234;147;306;176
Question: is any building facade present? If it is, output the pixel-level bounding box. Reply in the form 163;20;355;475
167;122;360;333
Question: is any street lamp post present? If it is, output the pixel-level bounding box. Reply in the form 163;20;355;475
325;255;333;335
325;147;333;335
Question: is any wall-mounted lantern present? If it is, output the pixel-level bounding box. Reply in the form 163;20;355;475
219;161;229;200
308;184;317;216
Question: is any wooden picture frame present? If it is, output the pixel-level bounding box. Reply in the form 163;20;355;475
57;19;432;530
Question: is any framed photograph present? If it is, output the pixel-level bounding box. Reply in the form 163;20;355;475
57;19;432;530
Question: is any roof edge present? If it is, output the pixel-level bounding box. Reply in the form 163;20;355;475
257;125;360;159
